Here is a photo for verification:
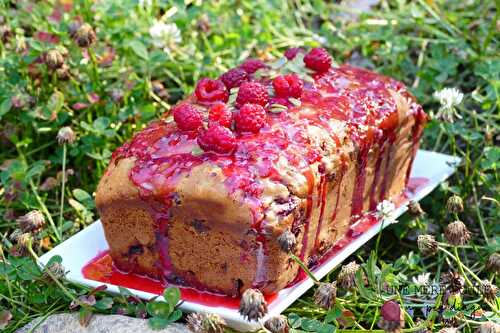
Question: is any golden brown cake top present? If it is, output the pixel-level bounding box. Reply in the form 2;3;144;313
111;48;426;229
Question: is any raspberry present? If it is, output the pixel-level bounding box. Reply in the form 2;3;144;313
195;78;229;103
220;68;248;89
236;81;269;107
284;47;303;60
240;59;267;74
197;124;236;155
235;103;267;133
173;103;203;131
272;74;303;98
303;47;332;73
208;102;233;127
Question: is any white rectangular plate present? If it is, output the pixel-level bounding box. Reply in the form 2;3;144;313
39;150;460;331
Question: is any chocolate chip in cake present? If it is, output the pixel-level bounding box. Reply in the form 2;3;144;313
128;244;143;256
171;192;182;205
190;219;210;234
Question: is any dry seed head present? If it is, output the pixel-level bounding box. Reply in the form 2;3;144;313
40;177;59;191
417;234;438;256
486;253;500;274
44;48;65;70
17;210;45;234
408;200;425;217
313;282;337;310
446;195;464;214
57;126;76;144
264;315;289;333
56;64;70;81
444;221;471;246
278;230;296;252
72;23;96;48
337;261;360;290
239;288;268;321
441;272;465;294
9;229;23;243
16;232;33;249
44;262;66;280
186;312;226;333
479;280;498;302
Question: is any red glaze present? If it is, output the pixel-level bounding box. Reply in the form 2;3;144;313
84;177;430;303
82;251;277;309
109;52;427;296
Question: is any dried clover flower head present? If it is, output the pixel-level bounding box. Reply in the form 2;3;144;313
186;312;226;333
71;23;96;48
476;321;500;333
40;177;59;191
446;194;464;214
56;64;71;81
43;262;66;280
264;315;289;333
479;280;498;302
408;201;425;217
444;221;471;246
17;210;45;234
378;300;405;333
313;282;337;310
9;229;23;243
337;261;360;290
278;230;296;252
57;126;76;144
44;48;65;70
486;253;500;274
239;288;268;321
417;234;438;256
441;272;465;294
16;232;33;250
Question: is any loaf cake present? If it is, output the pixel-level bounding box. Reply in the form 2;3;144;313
95;47;426;297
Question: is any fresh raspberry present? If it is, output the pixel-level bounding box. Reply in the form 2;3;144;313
195;78;229;103
220;68;248;89
235;103;266;133
240;58;267;74
197;124;236;155
236;81;269;107
208;102;233;127
303;47;332;73
284;47;303;60
173;103;203;131
272;74;303;98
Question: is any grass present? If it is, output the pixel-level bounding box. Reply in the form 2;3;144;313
0;0;499;332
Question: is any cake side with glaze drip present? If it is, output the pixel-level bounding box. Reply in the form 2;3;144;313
95;48;427;297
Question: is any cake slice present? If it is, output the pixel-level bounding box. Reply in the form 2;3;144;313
95;48;426;296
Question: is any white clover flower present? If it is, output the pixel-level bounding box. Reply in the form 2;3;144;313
412;272;431;286
376;200;397;223
149;20;182;53
433;87;464;123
